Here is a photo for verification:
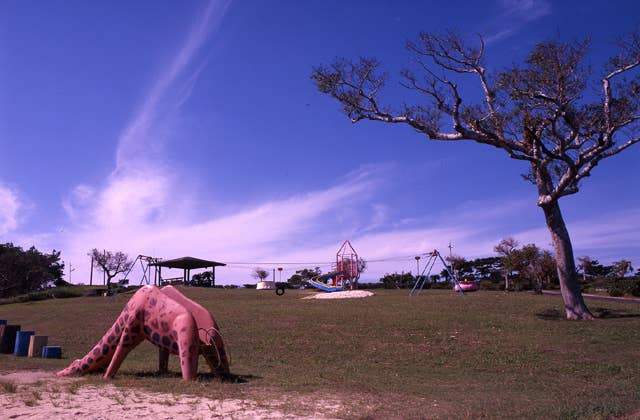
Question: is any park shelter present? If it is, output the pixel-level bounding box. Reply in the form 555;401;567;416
150;256;226;286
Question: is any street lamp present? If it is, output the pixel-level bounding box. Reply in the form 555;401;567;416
68;263;76;284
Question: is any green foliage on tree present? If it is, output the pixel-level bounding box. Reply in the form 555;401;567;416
287;267;322;287
611;260;634;278
578;257;613;278
191;270;215;287
0;242;64;298
379;272;415;289
494;237;520;290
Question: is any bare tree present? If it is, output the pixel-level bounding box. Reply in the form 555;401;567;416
89;248;133;291
251;267;269;282
312;31;640;319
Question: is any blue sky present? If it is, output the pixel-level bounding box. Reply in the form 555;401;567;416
1;0;639;284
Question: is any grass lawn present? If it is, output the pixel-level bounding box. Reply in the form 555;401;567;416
1;288;639;418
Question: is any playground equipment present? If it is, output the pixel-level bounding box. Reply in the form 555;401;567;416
57;285;229;380
307;271;347;292
121;254;162;286
0;319;57;358
410;249;465;297
306;240;361;292
454;281;480;292
118;255;226;292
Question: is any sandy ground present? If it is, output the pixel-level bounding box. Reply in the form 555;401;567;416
0;371;343;419
303;290;374;299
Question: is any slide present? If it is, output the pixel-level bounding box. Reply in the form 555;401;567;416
306;271;346;292
306;279;343;292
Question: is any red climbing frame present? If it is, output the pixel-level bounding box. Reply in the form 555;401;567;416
333;240;360;289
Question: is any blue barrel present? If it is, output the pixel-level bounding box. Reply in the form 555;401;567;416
14;331;35;356
0;320;6;325
42;346;62;359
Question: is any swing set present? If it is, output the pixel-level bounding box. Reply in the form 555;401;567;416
409;249;465;297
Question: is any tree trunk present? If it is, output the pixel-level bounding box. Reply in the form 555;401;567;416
541;200;594;320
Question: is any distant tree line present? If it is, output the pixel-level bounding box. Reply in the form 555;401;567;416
376;238;638;294
0;243;64;298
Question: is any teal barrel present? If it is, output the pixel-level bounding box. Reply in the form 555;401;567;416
14;331;35;356
42;346;62;359
0;325;21;354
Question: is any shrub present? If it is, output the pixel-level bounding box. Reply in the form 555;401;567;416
430;281;453;290
590;277;640;297
358;283;384;289
0;286;85;305
478;279;502;291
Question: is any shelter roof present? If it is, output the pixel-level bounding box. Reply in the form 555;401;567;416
150;256;226;269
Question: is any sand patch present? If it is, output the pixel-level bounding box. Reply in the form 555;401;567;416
303;290;374;299
0;371;343;419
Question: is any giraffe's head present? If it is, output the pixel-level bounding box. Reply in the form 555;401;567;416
200;327;230;375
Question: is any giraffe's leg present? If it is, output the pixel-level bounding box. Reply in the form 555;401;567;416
175;314;199;380
104;325;143;379
158;348;169;373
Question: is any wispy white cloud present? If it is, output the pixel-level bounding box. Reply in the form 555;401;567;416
499;0;551;21
114;0;231;171
35;161;640;285
62;184;95;223
56;166;383;284
485;0;551;44
510;208;640;262
49;0;232;281
0;183;20;235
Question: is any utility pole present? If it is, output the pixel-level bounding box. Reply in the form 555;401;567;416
448;242;455;277
89;256;94;286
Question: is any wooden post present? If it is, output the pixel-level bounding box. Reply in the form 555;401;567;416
28;336;48;357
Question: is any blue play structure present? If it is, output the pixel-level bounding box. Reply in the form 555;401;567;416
0;318;60;358
306;271;346;292
42;346;62;359
14;331;34;357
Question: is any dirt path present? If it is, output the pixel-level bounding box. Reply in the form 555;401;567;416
0;371;344;419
